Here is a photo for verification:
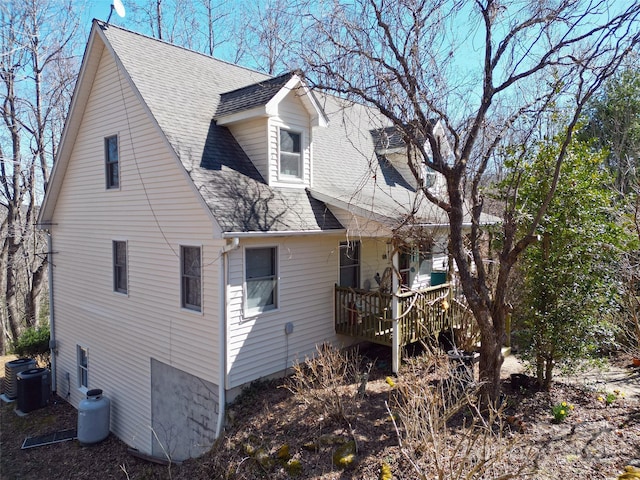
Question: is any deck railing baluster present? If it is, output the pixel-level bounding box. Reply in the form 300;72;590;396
335;283;460;348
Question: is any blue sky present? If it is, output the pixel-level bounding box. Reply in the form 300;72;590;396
81;0;127;29
83;0;125;23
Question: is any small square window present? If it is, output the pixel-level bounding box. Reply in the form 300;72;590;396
105;135;119;189
246;247;278;312
181;246;201;311
77;345;88;389
113;240;127;294
421;164;436;188
279;129;302;178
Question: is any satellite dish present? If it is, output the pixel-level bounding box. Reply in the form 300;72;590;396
113;0;126;18
106;0;126;23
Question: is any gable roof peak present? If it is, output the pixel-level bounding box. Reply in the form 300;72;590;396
215;69;328;127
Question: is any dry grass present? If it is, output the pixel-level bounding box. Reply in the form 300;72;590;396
2;348;640;479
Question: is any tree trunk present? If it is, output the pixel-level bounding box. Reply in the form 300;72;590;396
25;258;47;328
543;357;554;390
477;323;504;403
447;174;508;402
536;353;545;387
3;206;22;346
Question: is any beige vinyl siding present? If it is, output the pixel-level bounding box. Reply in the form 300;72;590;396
269;92;311;187
432;234;449;272
360;237;392;290
49;48;222;456
228;118;269;182
226;235;341;388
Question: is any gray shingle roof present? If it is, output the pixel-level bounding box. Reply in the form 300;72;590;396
99;22;341;233
215;72;295;117
97;21;493;235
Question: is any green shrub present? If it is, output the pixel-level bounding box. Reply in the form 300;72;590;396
13;325;50;359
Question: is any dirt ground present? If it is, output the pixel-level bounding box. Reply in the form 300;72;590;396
1;349;639;479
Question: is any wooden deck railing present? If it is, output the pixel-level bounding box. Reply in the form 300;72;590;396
334;286;394;345
396;285;450;345
335;283;456;347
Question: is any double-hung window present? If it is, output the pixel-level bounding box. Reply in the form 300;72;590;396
279;129;302;179
113;240;127;294
105;135;119;189
181;246;201;311
77;345;88;390
245;247;278;313
339;241;360;288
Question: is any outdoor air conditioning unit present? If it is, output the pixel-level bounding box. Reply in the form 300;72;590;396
3;358;36;400
17;367;51;413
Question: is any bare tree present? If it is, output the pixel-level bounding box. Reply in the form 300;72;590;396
240;0;300;75
298;0;640;401
196;0;232;57
0;0;79;353
124;0;235;59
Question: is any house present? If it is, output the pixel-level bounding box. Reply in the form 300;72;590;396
37;20;491;461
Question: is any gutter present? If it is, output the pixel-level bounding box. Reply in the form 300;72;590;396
216;237;240;438
222;229;344;239
47;233;57;394
411;222;494;228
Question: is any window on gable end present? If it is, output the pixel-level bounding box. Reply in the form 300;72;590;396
279;129;302;179
113;240;128;294
181;246;202;312
105;135;119;189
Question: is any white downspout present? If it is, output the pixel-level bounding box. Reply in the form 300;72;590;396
216;237;240;438
391;249;400;374
47;233;57;393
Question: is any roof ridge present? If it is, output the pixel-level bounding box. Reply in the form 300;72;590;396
219;70;296;97
93;19;272;80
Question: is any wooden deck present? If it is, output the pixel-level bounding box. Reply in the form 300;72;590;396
335;283;475;348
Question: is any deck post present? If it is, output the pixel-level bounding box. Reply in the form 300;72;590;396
391;249;400;373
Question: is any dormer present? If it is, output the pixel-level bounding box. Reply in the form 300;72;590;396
371;122;448;194
214;71;328;188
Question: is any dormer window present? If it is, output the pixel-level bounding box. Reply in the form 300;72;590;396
421;164;436;188
279;129;302;179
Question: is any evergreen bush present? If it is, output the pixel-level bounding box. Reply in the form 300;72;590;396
13;324;50;359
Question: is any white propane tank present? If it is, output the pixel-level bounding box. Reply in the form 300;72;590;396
77;389;110;444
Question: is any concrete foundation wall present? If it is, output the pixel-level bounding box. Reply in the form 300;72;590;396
150;358;219;461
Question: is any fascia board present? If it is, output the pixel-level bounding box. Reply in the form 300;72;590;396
266;75;329;128
376;146;406;156
215;105;268;125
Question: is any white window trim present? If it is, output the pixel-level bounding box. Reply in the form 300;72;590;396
180;244;203;314
77;345;89;393
277;127;304;182
243;245;280;317
421;164;437;188
112;239;128;295
339;240;361;288
105;134;120;190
